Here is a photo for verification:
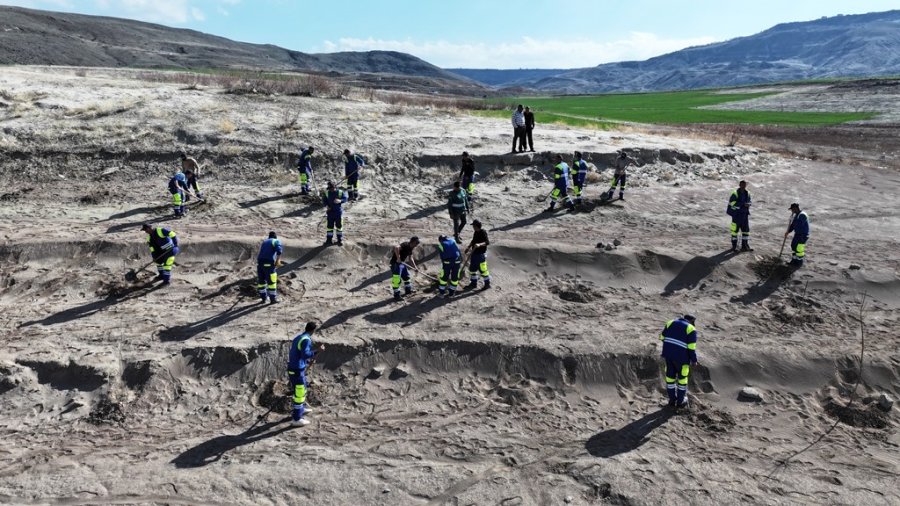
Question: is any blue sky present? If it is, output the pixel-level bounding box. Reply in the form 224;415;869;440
2;0;898;68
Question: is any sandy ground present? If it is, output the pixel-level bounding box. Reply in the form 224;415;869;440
0;66;898;505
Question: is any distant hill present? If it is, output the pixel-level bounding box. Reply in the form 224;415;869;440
0;6;482;93
446;69;568;87
458;10;900;94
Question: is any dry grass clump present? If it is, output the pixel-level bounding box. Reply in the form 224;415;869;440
136;71;349;99
0;89;49;102
275;109;301;131
219;118;236;134
65;100;141;119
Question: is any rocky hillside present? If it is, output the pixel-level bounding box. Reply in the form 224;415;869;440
0;6;478;90
462;10;900;93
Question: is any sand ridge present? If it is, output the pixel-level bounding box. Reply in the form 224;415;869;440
0;67;898;505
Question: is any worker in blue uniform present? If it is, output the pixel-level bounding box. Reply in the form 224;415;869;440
168;172;187;217
785;203;810;267
141;223;179;285
546;154;574;213
437;235;462;298
257;231;283;304
571;152;588;206
322;181;348;246
727;180;753;252
659;314;698;409
287;322;324;427
343;149;365;201
297;146;315;195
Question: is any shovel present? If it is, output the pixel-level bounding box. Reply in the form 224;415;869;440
536;187;555;203
777;212;797;261
125;251;172;282
401;262;439;283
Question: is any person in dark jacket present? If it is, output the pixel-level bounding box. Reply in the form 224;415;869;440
727;180;753;252
389;236;421;300
464;220;491;290
524;106;535;152
447;180;469;243
459;152;476;198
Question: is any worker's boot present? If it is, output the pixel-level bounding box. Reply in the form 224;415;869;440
336;238;343;247
259;292;268;304
482;279;491;290
544;203;555;213
741;241;753;252
393;291;402;301
324;237;333;246
291;418;310;427
618;193;625;201
404;285;413;296
465;279;478;290
269;295;279;304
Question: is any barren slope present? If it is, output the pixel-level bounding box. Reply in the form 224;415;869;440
0;67;897;506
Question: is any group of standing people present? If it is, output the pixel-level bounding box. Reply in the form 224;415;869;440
511;104;536;153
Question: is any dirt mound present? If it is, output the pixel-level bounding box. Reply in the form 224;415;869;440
88;395;126;425
824;398;890;429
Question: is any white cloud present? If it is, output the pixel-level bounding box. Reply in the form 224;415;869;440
317;33;720;68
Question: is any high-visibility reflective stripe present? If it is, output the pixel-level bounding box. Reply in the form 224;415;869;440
664;337;687;348
687;342;697;350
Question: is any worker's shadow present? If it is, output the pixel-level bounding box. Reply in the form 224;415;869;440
238;192;304;209
320;298;396;329
349;251;438;294
278;201;321;219
18;282;161;327
279;245;327;275
105;214;178;234
363;295;444;327
491;210;559;233
404;203;445;220
730;263;798;304
585;408;673;458
171;411;292;468
157;301;267;341
97;204;168;223
662;249;737;295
